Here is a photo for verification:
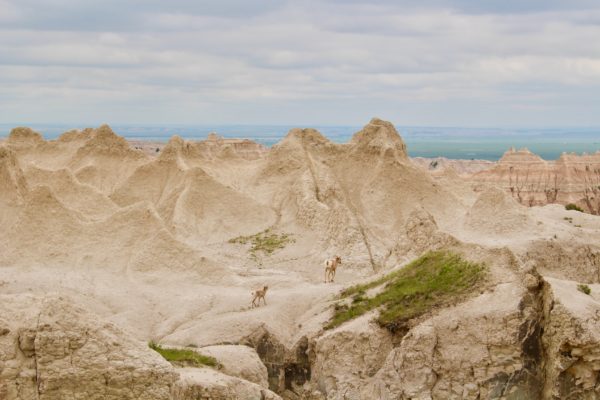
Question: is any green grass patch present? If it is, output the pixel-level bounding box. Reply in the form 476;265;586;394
326;251;486;333
149;341;218;368
577;284;591;295
565;203;584;212
229;229;294;259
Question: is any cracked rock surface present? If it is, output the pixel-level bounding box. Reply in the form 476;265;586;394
0;294;176;400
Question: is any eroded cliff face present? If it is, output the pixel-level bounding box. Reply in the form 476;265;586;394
542;278;600;399
0;294;177;400
0;294;285;400
258;213;600;399
471;148;600;214
292;272;600;400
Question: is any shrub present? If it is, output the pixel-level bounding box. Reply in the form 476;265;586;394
565;204;584;212
326;251;486;333
229;229;294;259
149;341;218;367
577;284;591;295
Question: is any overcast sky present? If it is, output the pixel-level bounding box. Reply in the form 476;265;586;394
1;0;600;127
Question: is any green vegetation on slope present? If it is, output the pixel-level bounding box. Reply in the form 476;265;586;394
229;229;294;259
327;251;486;333
149;341;219;368
565;203;584;212
578;284;592;295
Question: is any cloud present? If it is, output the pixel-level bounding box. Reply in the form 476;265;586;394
0;0;599;126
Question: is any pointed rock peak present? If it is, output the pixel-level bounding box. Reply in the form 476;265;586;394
7;127;44;145
350;118;407;159
96;124;115;134
87;124;128;147
168;135;185;148
159;135;188;161
280;127;330;147
93;124;122;141
57;129;89;143
207;132;223;141
75;124;144;159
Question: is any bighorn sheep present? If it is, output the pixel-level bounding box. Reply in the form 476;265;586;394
324;256;342;283
251;286;269;308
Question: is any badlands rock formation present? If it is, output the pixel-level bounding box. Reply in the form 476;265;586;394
412;156;495;175
1;119;600;399
470;147;600;214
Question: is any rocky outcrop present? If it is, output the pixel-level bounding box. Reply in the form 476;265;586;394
465;187;530;236
6;127;44;147
295;260;600;400
255;118;461;272
110;145;276;243
241;326;313;395
349;118;408;161
345;277;546;400
524;240;600;283
199;135;269;160
0;294;177;400
157;134;268;162
173;368;282;400
471;147;600;214
542;278;600;398
402;208;458;255
311;315;393;399
198;345;269;388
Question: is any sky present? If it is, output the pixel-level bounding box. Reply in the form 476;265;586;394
1;0;600;127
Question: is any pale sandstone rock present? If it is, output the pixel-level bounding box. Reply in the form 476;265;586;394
197;344;269;388
471;147;600;214
311;314;393;399
402;208;458;255
6;127;44;147
542;278;600;399
524;273;540;290
172;367;281;400
524;239;600;283
465;187;530;236
360;281;540;400
349;118;408;161
1;120;600;400
0;294;177;400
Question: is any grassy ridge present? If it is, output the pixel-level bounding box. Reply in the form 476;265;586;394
149;341;219;368
327;251;486;332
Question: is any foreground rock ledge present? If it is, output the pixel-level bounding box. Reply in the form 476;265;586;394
0;294;281;400
0;294;176;399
